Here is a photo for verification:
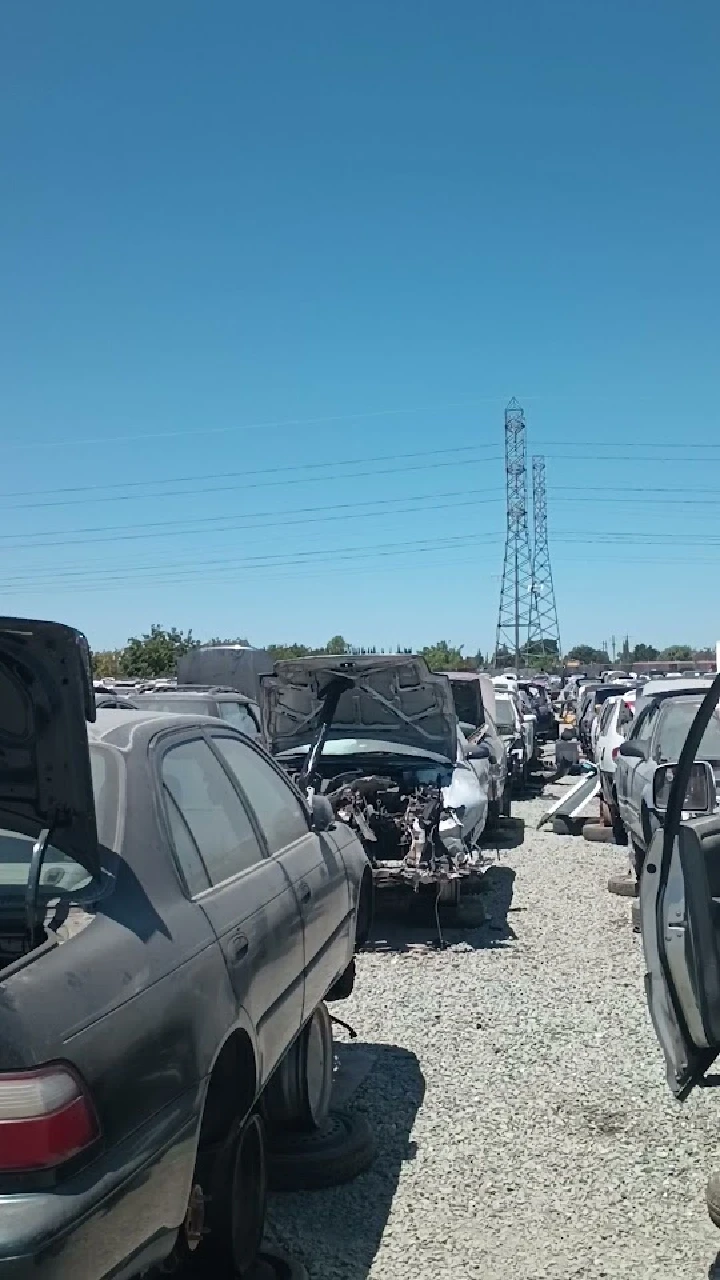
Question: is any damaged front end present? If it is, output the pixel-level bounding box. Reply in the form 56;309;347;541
262;655;489;898
313;766;484;893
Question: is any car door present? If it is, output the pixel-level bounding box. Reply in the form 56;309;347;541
159;732;305;1081
617;704;658;840
641;815;720;1099
210;733;352;1022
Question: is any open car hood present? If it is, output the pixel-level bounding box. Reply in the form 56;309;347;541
0;617;99;878
261;655;457;762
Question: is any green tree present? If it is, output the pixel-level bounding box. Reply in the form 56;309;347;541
266;643;312;661
660;644;694;661
123;624;200;678
421;640;472;671
630;642;658;663
324;635;350;655
207;636;250;646
565;644;608;665
92;649;126;678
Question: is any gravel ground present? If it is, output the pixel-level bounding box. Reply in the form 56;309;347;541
265;784;720;1280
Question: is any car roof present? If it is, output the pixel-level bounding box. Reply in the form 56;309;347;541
640;677;714;699
88;707;228;747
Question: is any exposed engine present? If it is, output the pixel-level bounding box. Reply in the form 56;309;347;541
317;770;481;888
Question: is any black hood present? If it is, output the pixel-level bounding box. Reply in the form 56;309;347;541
0;617;99;877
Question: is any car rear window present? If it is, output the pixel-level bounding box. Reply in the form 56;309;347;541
138;696;217;717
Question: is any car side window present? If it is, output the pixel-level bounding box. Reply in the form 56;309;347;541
161;738;265;887
218;701;260;737
210;735;310;853
633;703;659;744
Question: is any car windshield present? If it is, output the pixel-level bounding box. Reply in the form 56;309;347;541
137;696;218;717
657;699;720;764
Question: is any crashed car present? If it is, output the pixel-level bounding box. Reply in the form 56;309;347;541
261;655;491;909
445;671;511;824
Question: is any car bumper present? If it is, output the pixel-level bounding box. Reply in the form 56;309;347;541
0;1086;203;1280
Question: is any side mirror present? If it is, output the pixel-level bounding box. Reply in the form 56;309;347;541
467;740;492;762
310;793;335;833
653;760;716;816
618;741;647;760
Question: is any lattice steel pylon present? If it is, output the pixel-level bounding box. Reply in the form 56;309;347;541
494;398;534;671
528;456;561;661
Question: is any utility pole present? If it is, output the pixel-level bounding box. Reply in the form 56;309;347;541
527;455;561;664
495;398;534;672
611;634;617;663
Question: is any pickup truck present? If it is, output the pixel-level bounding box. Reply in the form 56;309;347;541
0;617;371;1279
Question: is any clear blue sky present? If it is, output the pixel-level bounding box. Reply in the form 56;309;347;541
1;0;718;657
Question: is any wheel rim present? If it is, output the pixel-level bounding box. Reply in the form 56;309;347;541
230;1114;267;1276
304;1004;333;1129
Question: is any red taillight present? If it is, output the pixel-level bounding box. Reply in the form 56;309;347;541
0;1066;98;1171
612;747;620;760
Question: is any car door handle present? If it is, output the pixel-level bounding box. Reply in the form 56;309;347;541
299;880;312;905
229;932;249;961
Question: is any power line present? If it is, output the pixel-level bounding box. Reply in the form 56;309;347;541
4;454;504;512
0;491;503;553
0;444;498;502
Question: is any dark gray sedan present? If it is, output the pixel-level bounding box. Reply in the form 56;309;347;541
0;617;371;1280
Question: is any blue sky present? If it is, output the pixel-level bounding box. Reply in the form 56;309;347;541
1;0;718;656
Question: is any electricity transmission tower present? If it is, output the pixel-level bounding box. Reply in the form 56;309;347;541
494;398;534;671
528;456;561;661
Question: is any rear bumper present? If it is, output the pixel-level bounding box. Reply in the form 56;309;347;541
0;1086;202;1280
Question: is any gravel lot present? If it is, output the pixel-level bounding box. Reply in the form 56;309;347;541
266;785;720;1280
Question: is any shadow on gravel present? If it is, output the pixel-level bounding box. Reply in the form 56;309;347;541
265;1042;425;1280
363;864;518;953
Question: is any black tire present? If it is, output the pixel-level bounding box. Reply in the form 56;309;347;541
610;799;628;847
263;1004;334;1132
267;1111;376;1192
502;781;512;819
199;1112;267;1277
583;822;616;844
248;1246;310;1280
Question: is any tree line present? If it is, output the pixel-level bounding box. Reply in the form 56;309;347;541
92;625;482;679
565;642;714;666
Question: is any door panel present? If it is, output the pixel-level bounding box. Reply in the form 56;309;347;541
209;734;352;1021
641;819;720;1098
160;734;304;1083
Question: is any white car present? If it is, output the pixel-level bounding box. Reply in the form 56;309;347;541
261;655;491;910
595;690;637;839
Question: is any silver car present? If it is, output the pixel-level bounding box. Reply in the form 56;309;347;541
615;678;716;875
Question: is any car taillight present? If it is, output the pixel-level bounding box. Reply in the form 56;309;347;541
0;1066;99;1171
611;747;620;761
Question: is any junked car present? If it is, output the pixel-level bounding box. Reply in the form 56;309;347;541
261;655;491;915
493;690;529;788
635;672;720;1226
595;689;637;842
0;616;371;1279
446;671;511;825
133;684;263;739
616;678;716;879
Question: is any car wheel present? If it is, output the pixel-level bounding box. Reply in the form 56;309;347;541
502;781;512;818
707;1173;720;1230
610;804;628;847
263;1004;334;1133
267;1111;376;1192
198;1112;267;1277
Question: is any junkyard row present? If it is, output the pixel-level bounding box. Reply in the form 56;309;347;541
2;620;720;1278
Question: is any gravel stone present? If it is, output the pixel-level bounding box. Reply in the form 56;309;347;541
265;790;720;1279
